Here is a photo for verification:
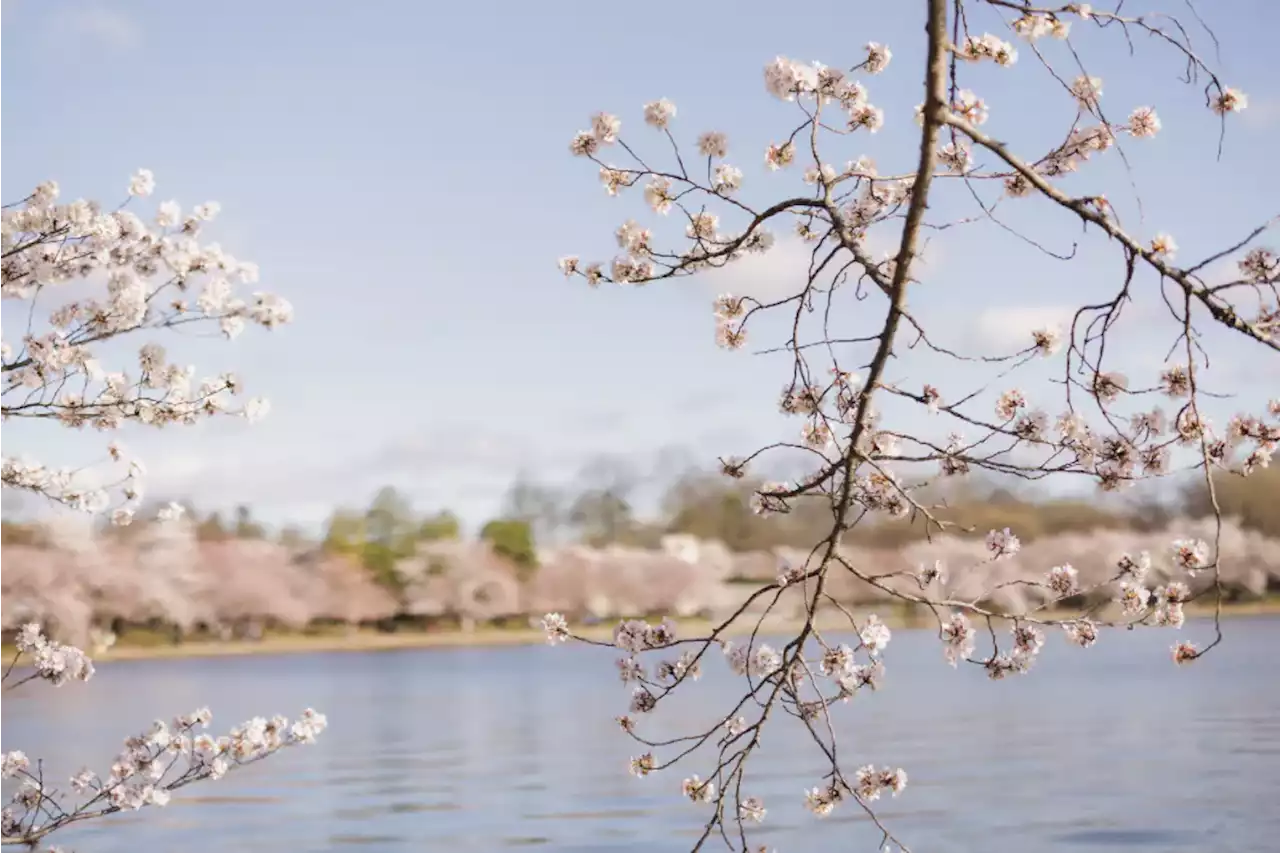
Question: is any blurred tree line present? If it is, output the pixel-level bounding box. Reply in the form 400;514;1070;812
475;458;1278;549
320;488;462;591
4;455;1276;596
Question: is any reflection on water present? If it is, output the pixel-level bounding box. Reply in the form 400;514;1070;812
3;617;1278;852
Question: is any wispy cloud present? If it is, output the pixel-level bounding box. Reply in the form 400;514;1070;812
701;233;943;303
50;3;141;51
141;410;762;529
702;237;816;302
969;304;1074;353
1194;255;1243;287
1239;94;1280;129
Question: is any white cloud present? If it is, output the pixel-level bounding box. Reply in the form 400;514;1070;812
863;229;944;275
1194;255;1242;288
701;230;944;303
138;409;759;529
701;237;815;302
971;304;1074;353
1239;94;1280;129
51;3;141;51
144;424;537;508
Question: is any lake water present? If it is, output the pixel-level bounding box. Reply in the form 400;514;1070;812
3;616;1278;852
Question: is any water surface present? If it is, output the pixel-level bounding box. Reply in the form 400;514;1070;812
4;616;1277;852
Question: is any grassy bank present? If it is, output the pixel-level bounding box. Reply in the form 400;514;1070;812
5;597;1279;666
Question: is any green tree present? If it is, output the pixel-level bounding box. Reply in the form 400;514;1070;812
568;487;637;547
196;511;231;541
364;487;416;548
660;469;829;551
663;473;761;550
361;542;403;592
417;510;461;542
566;455;656;546
360;487;419;591
322;509;366;555
480;518;538;579
501;474;563;542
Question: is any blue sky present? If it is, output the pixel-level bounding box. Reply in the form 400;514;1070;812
3;0;1278;534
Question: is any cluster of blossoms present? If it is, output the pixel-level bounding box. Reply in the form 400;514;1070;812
3;156;309;846
612;619;705;714
1;706;325;843
1000;79;1245;198
681;774;716;804
10;623;94;686
821;640;887;699
774;371;895;466
1;172;291;522
540;612;571;645
2;170;306;843
713;293;748;351
2;625;325;848
802;766;907;818
104;708;325;806
614;617;677;652
546;609;905;833
938;534;1216;676
763;51;889;132
982;376;1279;492
1106;546;1200;632
1011;11;1072;41
854;765;908;802
985;527;1022;559
732;356;1269;524
957;32;1019;66
558;46;913;357
940;612;977;666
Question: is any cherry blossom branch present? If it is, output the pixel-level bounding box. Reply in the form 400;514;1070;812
549;1;1276;850
1;624;327;848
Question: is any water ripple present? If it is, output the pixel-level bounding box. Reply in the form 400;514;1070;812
3;618;1277;853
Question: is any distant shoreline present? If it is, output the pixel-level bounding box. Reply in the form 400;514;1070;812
6;599;1278;666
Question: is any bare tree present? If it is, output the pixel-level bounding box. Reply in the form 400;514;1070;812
548;3;1278;850
501;472;565;542
567;455;643;545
